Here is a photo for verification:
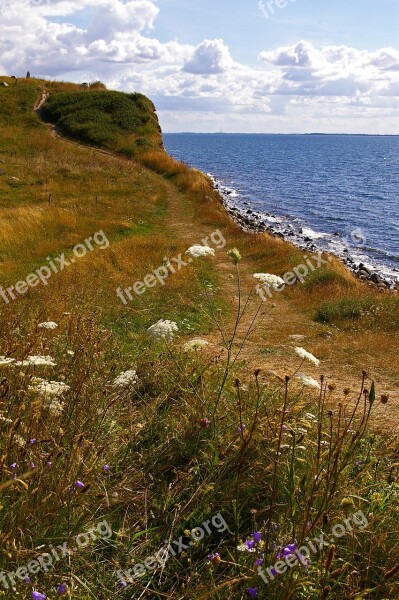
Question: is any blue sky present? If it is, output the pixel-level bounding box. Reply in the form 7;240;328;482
154;0;399;59
1;0;399;133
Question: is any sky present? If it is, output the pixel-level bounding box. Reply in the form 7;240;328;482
0;0;399;133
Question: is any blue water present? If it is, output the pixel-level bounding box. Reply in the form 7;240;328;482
163;134;399;281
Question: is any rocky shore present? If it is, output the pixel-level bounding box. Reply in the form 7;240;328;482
210;175;398;292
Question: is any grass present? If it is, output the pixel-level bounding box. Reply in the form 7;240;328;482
41;90;162;156
0;77;398;599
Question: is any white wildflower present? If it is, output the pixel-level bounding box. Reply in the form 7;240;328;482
15;355;56;367
295;347;320;366
296;374;321;389
253;273;285;289
183;338;209;351
236;543;256;553
296;445;307;450
305;412;317;420
113;369;137;388
14;435;26;447
280;444;291;449
29;378;70;398
297;427;308;434
185;245;215;258
0;414;12;423
38;321;58;330
320;441;330;447
66;350;75;356
147;319;178;341
48;399;64;416
0;356;15;366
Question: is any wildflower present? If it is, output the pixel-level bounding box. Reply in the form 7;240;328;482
200;418;210;429
14;435;25;447
304;412;316;420
147;319;178;341
66;350;74;356
295;347;320;366
245;539;256;550
38;321;58;330
29;438;37;444
0;356;15;365
48;399;64;416
255;557;263;566
183;338;209;351
281;425;287;432
57;583;67;595
112;369;137;388
228;248;241;264
12;473;17;480
186;245;215;258
103;464;110;473
247;587;258;598
32;593;46;600
29;379;70;398
237;543;255;553
30;463;35;469
207;553;221;564
296;374;320;389
75;480;85;489
24;576;31;583
252;532;262;543
15;355;56;367
10;462;17;469
238;423;246;433
253;273;284;289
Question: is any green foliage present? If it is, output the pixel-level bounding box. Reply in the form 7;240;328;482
41;90;163;155
315;297;375;323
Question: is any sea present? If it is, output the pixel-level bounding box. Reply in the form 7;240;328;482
163;133;399;285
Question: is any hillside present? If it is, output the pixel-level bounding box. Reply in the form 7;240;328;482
0;77;398;600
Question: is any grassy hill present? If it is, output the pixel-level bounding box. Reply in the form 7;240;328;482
0;76;398;600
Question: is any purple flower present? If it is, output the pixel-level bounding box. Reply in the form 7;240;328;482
29;438;36;444
12;473;17;480
306;521;313;530
32;592;46;600
247;588;258;598
355;460;362;466
275;552;282;560
119;580;127;588
207;553;220;564
103;464;110;473
57;583;67;595
238;424;246;433
75;480;85;489
245;539;255;550
287;543;297;552
24;576;31;583
281;425;287;431
10;462;17;469
47;461;52;467
30;463;35;469
271;567;278;577
252;531;262;544
255;557;263;566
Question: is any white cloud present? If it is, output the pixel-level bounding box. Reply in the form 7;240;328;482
183;39;233;74
0;0;398;133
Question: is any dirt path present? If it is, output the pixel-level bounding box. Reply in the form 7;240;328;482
33;91;398;434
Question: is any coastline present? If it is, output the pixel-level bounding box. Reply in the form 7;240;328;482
208;173;398;292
